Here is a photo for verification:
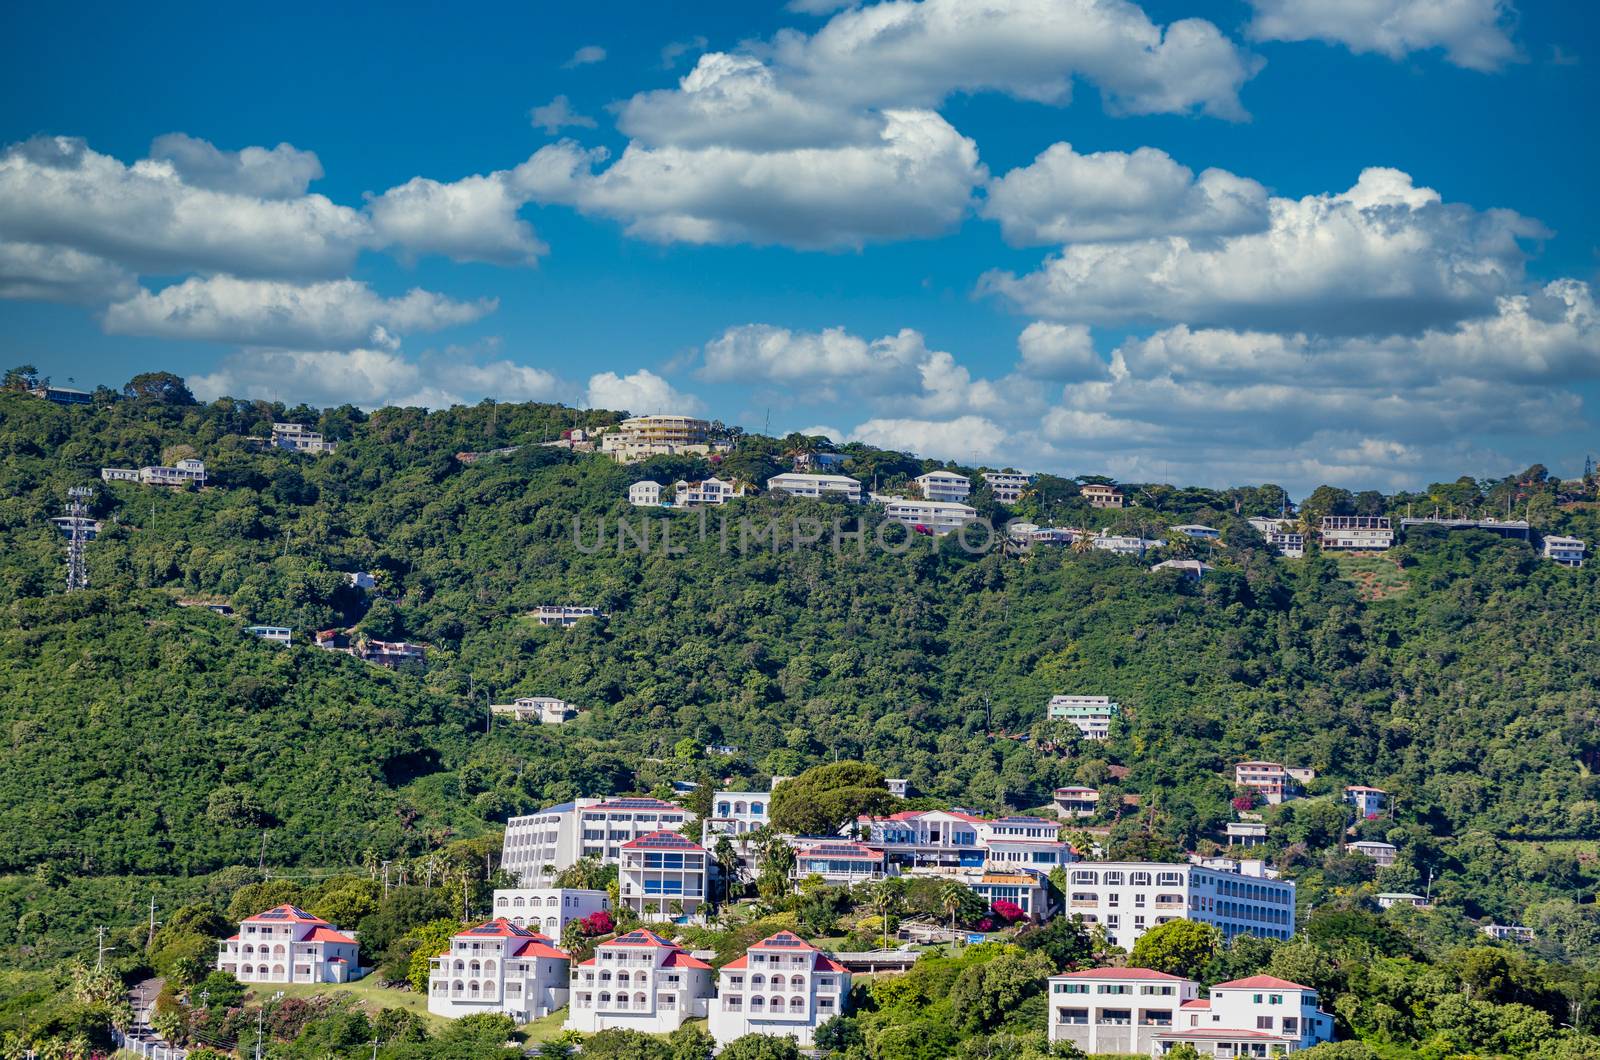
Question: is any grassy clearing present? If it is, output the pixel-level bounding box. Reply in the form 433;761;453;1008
1332;553;1411;601
245;977;449;1030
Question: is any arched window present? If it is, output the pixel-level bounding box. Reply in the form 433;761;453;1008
735;801;748;814
617;971;631;985
752;801;764;814
454;959;465;972
1104;871;1124;886
751;974;765;988
513;896;525;908
240;964;252;976
599;992;612;1006
769;996;783;1012
453;979;464;995
469;960;481;975
635;992;647;1008
751;996;765;1012
790;996;805;1011
469;982;480;998
717;802;730;816
1071;870;1099;885
273;964;285;977
1131;872;1152;886
546;896;559;907
546;917;558;931
483;959;496;975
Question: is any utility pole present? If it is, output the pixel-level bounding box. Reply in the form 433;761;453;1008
258;830;269;876
146;896;158;950
96;925;107;971
382;860;392;898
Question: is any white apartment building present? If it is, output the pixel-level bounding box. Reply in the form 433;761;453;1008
1482;923;1535;943
491;696;582;724
704;791;770;842
619;832;708;921
1543;535;1586;567
427;919;569;1022
1054;786;1101;818
766;472;864;503
501;797;688;882
872;494;980;535
1047;695;1120;740
853;809;1073;873
675;476;745;506
970;868;1053;919
270;422;336;454
983;816;1076;873
1225;822;1268;848
531;605;604;628
791;841;890;886
491;888;609;934
1377;893;1430;910
216;905;359;985
567;929;714;1034
1171;524;1221;540
1080;483;1124;508
245;625;292;645
1247;517;1306;558
346;571;376;591
1154;974;1334;1056
628;480;663;506
982;470;1035;504
1009;523;1084;547
101;459;207;487
1344;786;1388;819
1064;861;1297;951
1320;515;1394;550
1048;968;1199;1056
914;470;972;503
599;415;714;463
709;932;852;1048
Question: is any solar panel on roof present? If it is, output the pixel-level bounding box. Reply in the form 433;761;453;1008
763;934;807;947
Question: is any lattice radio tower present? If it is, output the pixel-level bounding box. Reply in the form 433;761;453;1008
65;486;94;592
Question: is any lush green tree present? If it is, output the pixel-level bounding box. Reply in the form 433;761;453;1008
718;1033;801;1060
948;949;1054;1032
122;371;196;405
769;762;899;836
1129;920;1222;980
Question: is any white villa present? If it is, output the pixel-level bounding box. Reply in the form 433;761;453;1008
619;832;708;921
270;422;336;454
914;470;972;503
1350;841;1399;866
982;470;1034;504
703;791;771;842
1154;974;1335;1055
1080;483;1123;508
674;476;745;506
491;696;583;724
1047;695;1120;740
1248;517;1306;558
791;841;890;886
709;932;852;1048
1054;786;1101;818
1093;534;1164;556
1320;515;1394;551
216;905;359;985
1543;535;1586;567
1151;559;1215;579
491;888;610;933
502;797;689;882
101;458;207;487
567;930;714;1034
628;480;664;506
1344;786;1388;819
1171;524;1221;540
873;494;980;535
599;415;715;463
427;919;570;1022
766;472;864;503
1063;861;1296;951
1048;968;1199;1056
245;625;292;645
531;605;605;628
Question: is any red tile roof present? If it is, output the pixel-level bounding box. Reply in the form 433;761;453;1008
662;951;711;970
1181;999;1211;1009
244;904;326;924
1054;967;1190;981
512;939;572;961
304;926;357;945
795;841;883;860
1213;975;1311;991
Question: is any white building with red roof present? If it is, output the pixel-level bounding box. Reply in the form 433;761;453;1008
215;904;359;985
566;929;713;1034
619;832;708;921
710;931;852;1048
1047;967;1199;1055
791;841;890;885
1153;974;1334;1055
427;918;570;1021
853;808;1074;874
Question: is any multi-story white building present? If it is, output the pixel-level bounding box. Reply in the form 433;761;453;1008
853;809;1074;873
1234;762;1305;805
982;470;1035;504
628;480;663;506
1063;861;1296;951
567;929;713;1034
1543;535;1586;567
915;470;972;503
491;697;582;725
501;797;688;882
245;625;292;645
983;816;1075;872
1344;786;1388;819
1054;786;1101;818
674;476;745;506
872;494;980;535
1080;484;1123;508
215;905;360;985
704;791;771;842
1154;974;1334;1056
101;459;207;487
1349;841;1398;866
1225;821;1268;848
427;919;569;1022
1482;923;1535;943
1093;534;1164;557
1048;968;1199;1055
270;422;336;454
1171;524;1221;540
1047;696;1120;740
490;888;609;934
531;605;605;628
619;832;708;921
1320;515;1394;551
599;415;714;463
1376;893;1430;910
791;841;891;886
766;473;864;503
709;932;852;1048
970;868;1054;919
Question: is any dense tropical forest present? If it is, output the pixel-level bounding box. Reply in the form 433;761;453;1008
1;370;1598;1058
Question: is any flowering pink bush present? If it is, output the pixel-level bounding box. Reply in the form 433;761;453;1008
580;910;615;935
976;917;995;931
990;900;1027;924
1232;795;1256;813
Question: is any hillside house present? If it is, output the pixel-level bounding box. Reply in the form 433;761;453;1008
216;905;359;985
566;930;713;1034
427;919;569;1022
709;932;851;1048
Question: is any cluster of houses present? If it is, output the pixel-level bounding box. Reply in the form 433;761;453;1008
599;416;726;464
311;629;427;668
101;458;207;488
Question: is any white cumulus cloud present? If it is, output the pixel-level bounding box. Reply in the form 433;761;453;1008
1247;0;1519;72
103;275;496;348
367;170;548;266
190;347;561;409
530;95;598;135
564;45;607;68
983;142;1270;245
585;368;705;415
848;414;1008;462
148;132;324;199
1016;322;1107;380
0;240;136;304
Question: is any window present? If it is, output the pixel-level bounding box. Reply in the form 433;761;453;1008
1257;1016;1275;1030
1283;1018;1299;1034
1270;994;1284;1005
1054;983;1089;995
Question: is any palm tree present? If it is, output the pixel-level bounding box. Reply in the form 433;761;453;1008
713;836;741;902
939;881;966;942
867;879;906;950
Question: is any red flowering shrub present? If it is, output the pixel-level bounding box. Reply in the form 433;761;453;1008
991;900;1027;924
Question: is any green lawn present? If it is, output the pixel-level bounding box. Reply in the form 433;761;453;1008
246;977;450;1030
1331;553;1410;600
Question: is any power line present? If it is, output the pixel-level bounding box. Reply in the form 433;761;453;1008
64;486;94;592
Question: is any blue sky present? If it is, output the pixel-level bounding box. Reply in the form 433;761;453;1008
1;0;1595;494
